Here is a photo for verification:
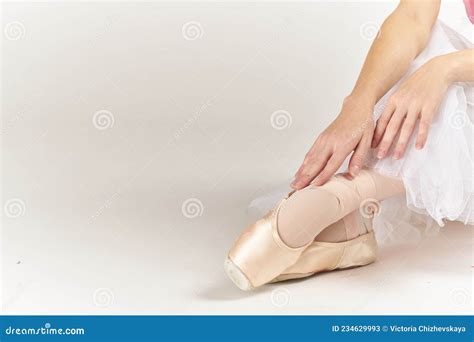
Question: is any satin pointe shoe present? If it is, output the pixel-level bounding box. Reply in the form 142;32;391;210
271;209;378;283
224;194;312;291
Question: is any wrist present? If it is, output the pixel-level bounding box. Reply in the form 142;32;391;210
342;94;375;117
430;54;457;85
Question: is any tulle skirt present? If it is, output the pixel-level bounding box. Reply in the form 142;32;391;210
248;20;473;244
366;20;473;226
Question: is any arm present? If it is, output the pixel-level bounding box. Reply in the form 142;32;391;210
349;0;441;105
292;0;440;189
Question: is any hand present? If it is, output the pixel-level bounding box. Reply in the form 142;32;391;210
372;57;450;159
291;97;375;189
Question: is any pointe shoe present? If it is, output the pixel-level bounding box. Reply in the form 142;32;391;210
225;195;312;291
271;208;378;283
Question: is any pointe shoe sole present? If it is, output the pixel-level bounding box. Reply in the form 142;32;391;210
224;258;254;291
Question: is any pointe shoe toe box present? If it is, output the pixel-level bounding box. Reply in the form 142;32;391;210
226;210;306;289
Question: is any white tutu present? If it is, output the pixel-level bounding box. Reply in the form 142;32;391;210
248;20;473;244
366;20;473;226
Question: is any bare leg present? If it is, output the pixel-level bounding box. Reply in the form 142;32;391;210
278;169;405;247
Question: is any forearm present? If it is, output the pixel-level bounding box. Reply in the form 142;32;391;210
437;49;474;83
347;0;440;108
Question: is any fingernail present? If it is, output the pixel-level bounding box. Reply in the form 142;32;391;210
351;165;360;176
377;152;384;159
393;152;400;160
415;143;422;149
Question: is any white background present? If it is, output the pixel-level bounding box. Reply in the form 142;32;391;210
1;1;472;314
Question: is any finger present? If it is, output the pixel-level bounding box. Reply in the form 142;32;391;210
393;110;418;159
291;149;331;189
415;115;432;149
377;108;406;159
293;154;310;178
349;130;372;176
294;137;323;177
312;152;347;186
372;100;396;148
